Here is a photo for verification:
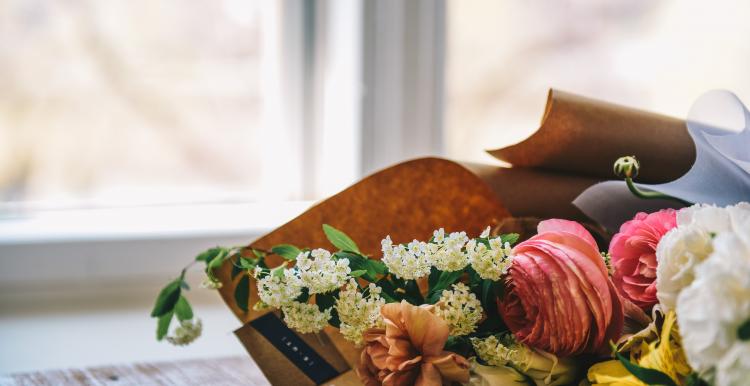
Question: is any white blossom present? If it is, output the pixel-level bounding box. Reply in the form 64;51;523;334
281;301;331;334
471;335;520;367
166;319;202;346
296;249;350;294
433;228;446;243
200;276;223;289
655;225;714;311
432;231;470;272
656;202;750;311
435;283;483;336
335;279;385;345
677;230;750;376
257;268;303;308
381;236;433;280
716;343;750;386
467;237;513;281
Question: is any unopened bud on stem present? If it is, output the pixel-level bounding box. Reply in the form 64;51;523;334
613;156;640;179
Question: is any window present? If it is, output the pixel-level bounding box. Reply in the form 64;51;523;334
445;0;750;164
0;0;307;212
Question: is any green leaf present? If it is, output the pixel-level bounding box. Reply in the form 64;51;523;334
234;275;250;312
500;233;520;245
239;257;257;269
427;267;440;291
206;249;227;272
316;291;340;328
271;266;286;278
322;224;360;253
376;278;401;302
685;372;710;386
366;259;387;275
616;351;677;386
738;318;750;340
196;247;224;263
404;280;425;304
156;311;174;341
339;252;379;281
443;335;472;357
350;270;368;277
427;271;463;303
251;248;266;259
476;280;506;333
151;279;182;317
174;296;194;321
272;244;302;260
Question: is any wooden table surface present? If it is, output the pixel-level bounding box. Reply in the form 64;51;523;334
0;356;271;386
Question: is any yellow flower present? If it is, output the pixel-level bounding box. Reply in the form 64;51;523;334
588;310;692;386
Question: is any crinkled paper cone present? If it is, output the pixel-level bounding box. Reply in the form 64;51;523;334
488;89;694;183
216;157;512;385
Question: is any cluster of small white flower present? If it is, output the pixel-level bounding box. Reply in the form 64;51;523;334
382;227;513;280
166;319;203;346
435;283;484;336
256;268;303;308
470;335;519;367
200;276;223;289
296;249;351;294
432;230;471;272
281;301;332;334
335;279;386;345
381;236;434;280
466;237;513;281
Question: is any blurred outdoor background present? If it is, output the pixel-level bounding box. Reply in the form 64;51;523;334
1;0;749;375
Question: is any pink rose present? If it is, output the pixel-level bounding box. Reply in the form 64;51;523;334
609;209;677;310
499;219;624;357
358;301;470;386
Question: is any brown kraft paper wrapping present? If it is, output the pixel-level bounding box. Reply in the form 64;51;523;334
488;89;695;183
216;157;512;384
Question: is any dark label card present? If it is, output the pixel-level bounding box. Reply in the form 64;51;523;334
250;313;341;384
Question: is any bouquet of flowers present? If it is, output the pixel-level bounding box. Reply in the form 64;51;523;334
149;90;750;386
150;168;749;385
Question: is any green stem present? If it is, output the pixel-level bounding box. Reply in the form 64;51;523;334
625;177;692;206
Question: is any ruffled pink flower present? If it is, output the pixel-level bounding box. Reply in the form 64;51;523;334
499;219;624;357
609;209;677;310
357;301;470;386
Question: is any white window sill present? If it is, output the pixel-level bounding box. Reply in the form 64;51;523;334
0;201;313;244
0;201;312;298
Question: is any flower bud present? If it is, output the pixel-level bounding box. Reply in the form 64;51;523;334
471;334;579;386
468;360;529;386
613;156;640;179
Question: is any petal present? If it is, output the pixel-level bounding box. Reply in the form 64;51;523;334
398;301;450;356
426;352;470;383
537;219;598;251
414;362;443;386
382;370;419;386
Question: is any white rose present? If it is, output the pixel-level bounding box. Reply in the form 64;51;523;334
655;203;750;311
655;225;714;311
715;343;750;386
676;231;750;375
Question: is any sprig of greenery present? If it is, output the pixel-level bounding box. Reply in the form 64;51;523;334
153;224;521;346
